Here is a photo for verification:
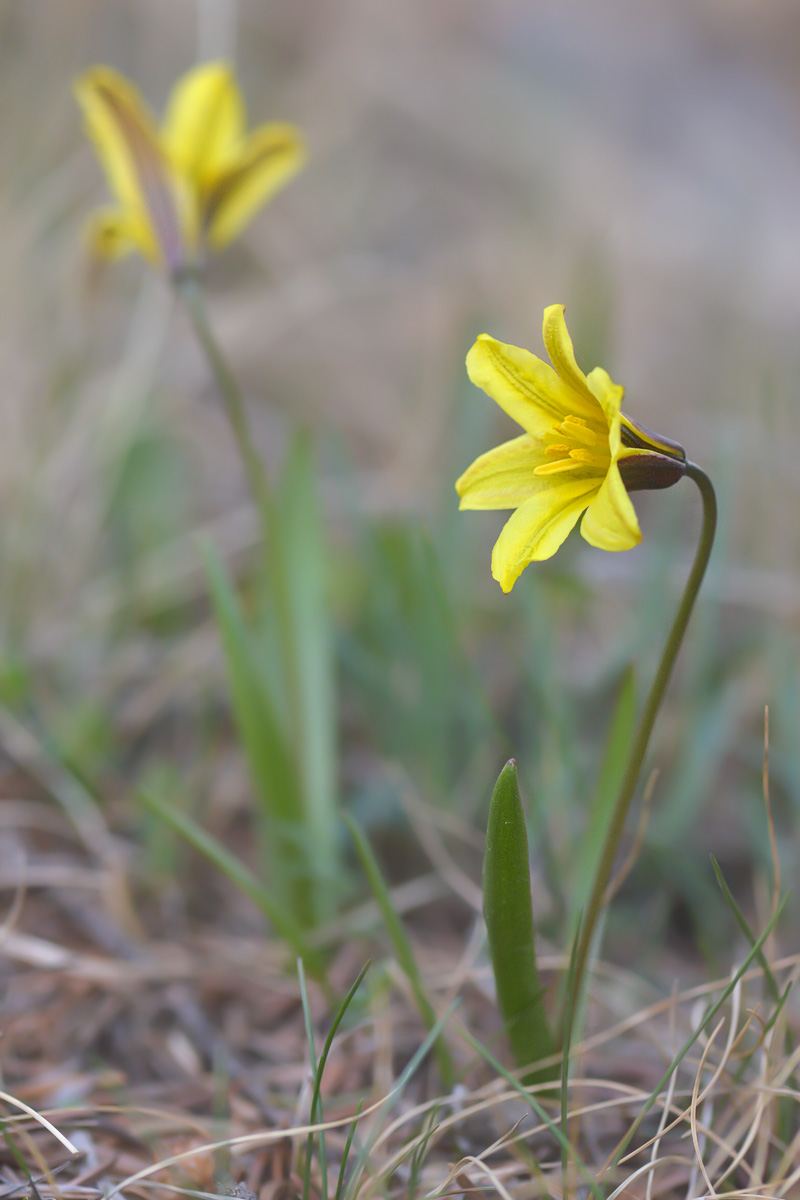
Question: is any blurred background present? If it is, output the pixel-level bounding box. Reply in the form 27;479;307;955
0;0;799;977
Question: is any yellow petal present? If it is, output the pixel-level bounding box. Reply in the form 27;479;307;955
580;462;641;552
586;366;624;454
162;61;244;183
456;434;550;510
491;478;600;592
75;68;154;210
75;66;188;271
466;334;601;437
542;305;603;421
203;122;306;248
85;205;156;262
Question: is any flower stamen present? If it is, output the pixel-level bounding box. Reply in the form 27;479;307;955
568;447;610;466
558;415;603;445
534;460;587;476
535;412;611;477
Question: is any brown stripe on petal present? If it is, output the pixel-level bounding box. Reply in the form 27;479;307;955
202;130;300;231
618;451;687;492
621;415;685;461
96;81;186;274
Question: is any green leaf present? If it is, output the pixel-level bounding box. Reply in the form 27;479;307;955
483;760;556;1085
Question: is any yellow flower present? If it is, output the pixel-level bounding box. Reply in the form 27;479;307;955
74;61;306;271
456;305;687;593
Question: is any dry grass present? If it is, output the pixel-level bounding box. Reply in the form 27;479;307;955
0;770;797;1200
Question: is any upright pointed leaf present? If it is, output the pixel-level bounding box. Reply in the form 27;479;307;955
483;760;556;1084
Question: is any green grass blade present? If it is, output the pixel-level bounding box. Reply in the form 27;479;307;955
344;814;454;1088
483;760;556;1086
333;1099;364;1200
463;1031;604;1200
560;915;582;1190
301;961;370;1200
297;959;319;1200
608;893;788;1171
200;538;312;926
405;1104;440;1200
279;436;339;917
298;957;319;1076
138;787;322;973
342;1004;457;1200
710;854;781;1003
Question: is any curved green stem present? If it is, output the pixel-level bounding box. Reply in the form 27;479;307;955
560;461;717;1045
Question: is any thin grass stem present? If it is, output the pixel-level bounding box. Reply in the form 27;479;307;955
334;1099;364;1200
302;962;370;1200
463;1033;604;1200
139;788;322;972
344;814;455;1089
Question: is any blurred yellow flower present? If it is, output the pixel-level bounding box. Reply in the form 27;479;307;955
75;61;306;271
456;305;686;593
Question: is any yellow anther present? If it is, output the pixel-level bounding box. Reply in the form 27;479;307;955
559;416;603;446
534;459;585;476
569;447;609;466
545;443;571;457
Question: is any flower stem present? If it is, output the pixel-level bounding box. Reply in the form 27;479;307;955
176;271;273;519
174;270;304;776
560;461;717;1045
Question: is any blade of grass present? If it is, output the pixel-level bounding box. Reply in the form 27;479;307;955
560;915;582;1197
280;436;339;920
297;957;319;1200
404;1103;440;1200
138;788;322;974
710;855;780;1003
342;1004;457;1200
710;852;797;1146
301;961;370;1200
200;538;312;926
333;1099;364;1200
608;894;788;1173
482;760;556;1086
344;813;455;1089
463;1032;604;1200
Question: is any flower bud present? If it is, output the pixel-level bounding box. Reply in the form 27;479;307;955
618;451;687;492
620;415;686;461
